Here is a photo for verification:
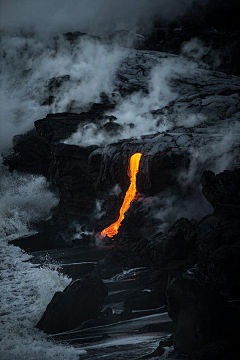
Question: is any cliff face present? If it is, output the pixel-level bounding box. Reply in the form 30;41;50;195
4;48;240;234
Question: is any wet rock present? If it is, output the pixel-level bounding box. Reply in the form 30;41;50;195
81;307;133;329
124;289;165;311
61;262;97;279
166;276;235;355
141;345;164;358
9;225;64;252
98;247;132;278
141;335;174;358
36;274;108;334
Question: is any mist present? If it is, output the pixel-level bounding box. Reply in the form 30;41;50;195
1;0;207;36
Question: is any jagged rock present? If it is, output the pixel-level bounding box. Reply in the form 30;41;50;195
197;213;240;271
197;169;240;297
201;169;240;209
166;276;236;355
36;274;108;334
49;143;100;226
146;218;197;269
3;130;51;178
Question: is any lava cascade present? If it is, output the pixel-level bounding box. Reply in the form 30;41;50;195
101;153;142;238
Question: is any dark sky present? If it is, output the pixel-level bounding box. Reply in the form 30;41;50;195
0;0;208;35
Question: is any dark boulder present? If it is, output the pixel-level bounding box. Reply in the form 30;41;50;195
3;130;51;178
36;274;108;334
98;246;132;278
207;242;240;299
201;169;240;209
146;218;197;269
166;276;235;355
197;169;240;297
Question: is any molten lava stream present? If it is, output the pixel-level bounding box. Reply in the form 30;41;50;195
101;152;142;239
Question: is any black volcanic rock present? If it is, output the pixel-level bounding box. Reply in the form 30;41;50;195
146;218;197;269
207;242;240;299
37;274;108;334
201;169;240;209
166;276;235;355
119;217;197;271
98;247;131;278
124;288;165;311
9;226;63;252
142;0;240;75
49;143;100;227
197;168;240;298
3;130;51;178
165;168;240;357
4;105;115;178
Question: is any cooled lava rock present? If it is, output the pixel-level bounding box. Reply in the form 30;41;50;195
166;276;236;356
146;218;197;269
3;130;51;178
98;246;131;278
201;169;240;209
124;288;165;311
36;274;108;334
197;168;240;298
49;143;100;227
9;225;63;252
81;307;133;329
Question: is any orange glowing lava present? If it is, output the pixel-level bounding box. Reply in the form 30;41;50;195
101;152;142;238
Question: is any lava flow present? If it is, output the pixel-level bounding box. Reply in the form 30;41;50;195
101;152;142;238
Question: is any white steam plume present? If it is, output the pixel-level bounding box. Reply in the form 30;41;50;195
0;34;128;151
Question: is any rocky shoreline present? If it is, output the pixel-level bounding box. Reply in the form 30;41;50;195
2;2;240;357
6;110;240;358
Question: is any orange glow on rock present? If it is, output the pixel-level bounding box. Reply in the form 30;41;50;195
101;152;142;238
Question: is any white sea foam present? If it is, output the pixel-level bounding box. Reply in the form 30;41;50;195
0;166;59;238
0;239;85;360
0;166;86;359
